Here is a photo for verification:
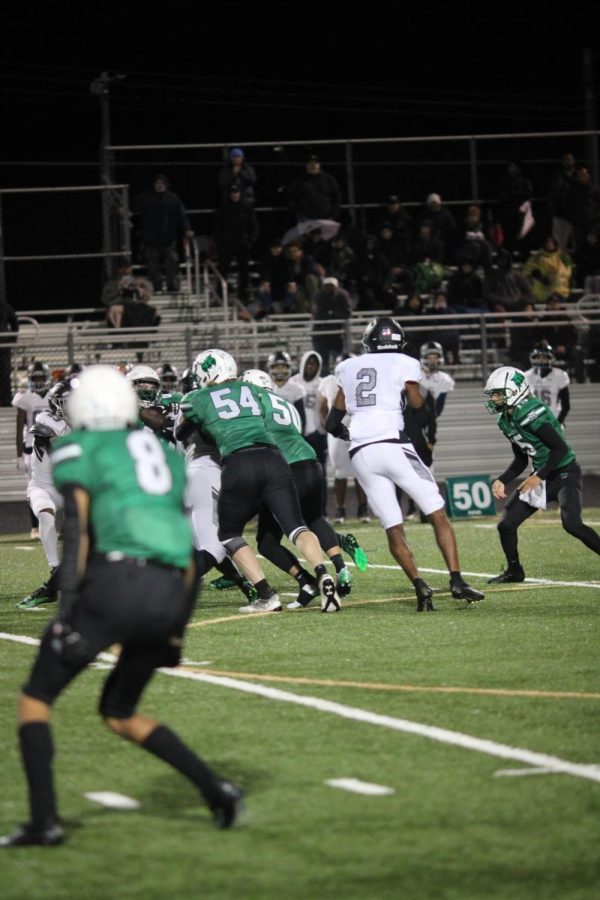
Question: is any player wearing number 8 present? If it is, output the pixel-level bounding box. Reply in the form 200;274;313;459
0;366;243;848
484;365;600;583
176;350;342;613
328;317;484;610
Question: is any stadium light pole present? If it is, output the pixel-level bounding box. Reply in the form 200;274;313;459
90;71;125;281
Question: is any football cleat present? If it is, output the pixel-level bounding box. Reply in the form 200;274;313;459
17;581;57;610
240;580;258;602
0;821;65;847
487;566;525;584
451;581;485;602
319;575;341;613
238;592;282;613
415;579;435;612
336;567;352;597
357;504;371;523
334;507;346;524
209;576;237;591
287;583;319;609
339;533;368;573
208;780;244;829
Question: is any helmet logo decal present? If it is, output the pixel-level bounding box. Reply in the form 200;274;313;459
510;371;525;386
200;354;217;373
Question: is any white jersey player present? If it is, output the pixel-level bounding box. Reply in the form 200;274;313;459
524;343;570;425
288;350;323;437
267;351;306;430
419;341;455;416
12;361;52;539
327;316;484;611
17;379;72;609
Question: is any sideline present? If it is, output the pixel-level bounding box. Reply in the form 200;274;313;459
2;631;599;786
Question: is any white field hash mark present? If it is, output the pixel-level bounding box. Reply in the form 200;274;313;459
326;779;394;796
2;632;600;786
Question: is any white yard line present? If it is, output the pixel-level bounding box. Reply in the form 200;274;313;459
326;779;394;796
84;791;141;809
2;632;599;786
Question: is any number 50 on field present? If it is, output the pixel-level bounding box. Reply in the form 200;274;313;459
445;475;496;519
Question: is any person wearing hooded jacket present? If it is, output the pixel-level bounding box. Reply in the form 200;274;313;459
288;351;327;511
482;249;533;312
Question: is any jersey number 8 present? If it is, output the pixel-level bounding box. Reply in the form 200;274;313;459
127;431;173;495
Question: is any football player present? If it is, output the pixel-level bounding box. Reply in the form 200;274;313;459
127;364;177;444
327;317;484;611
318;355;370;523
12;361;52;538
267;350;306;429
17;378;73;609
288;352;327;509
1;366;241;847
243;368;354;608
419;341;455;416
177;349;341;613
524;342;570;425
484;366;600;582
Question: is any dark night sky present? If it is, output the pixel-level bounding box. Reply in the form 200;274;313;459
0;3;596;308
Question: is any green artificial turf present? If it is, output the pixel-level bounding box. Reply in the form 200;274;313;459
1;512;599;899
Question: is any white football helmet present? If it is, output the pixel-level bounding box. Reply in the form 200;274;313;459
66;366;138;431
126;365;161;407
484;366;530;414
193;349;238;387
242;369;275;392
420;340;444;372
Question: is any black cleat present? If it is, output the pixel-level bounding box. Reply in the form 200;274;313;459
451;581;485;602
415;579;435;612
208;780;244;829
487;566;525;584
0;821;65;847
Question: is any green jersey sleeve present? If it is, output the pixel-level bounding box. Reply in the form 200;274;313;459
51;433;97;492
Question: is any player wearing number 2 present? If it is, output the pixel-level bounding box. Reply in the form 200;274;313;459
327;317;484;611
484;365;600;583
1;366;242;847
177;349;341;613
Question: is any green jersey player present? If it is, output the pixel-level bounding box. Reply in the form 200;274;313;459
0;366;242;849
176;348;342;613
484;366;600;582
242;369;355;608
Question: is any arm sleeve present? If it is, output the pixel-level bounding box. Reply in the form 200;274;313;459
325;406;349;440
532;422;571;479
435;393;447;417
294;398;306;433
497;444;529;484
557;386;570;424
57;485;88;622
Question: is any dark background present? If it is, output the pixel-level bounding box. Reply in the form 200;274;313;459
0;3;596;309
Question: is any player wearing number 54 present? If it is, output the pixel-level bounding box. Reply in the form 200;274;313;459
484;366;600;583
327;316;484;612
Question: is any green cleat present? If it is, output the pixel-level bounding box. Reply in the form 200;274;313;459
339;533;368;573
209;576;237;591
240;580;258;602
17;583;57;610
336;567;353;597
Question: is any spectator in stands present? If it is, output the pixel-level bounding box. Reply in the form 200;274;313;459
218;147;257;207
397;292;428;358
328;233;356;291
509;302;542;370
311;277;352;375
540;293;584;382
429;290;460;364
446;260;484;311
287;154;341;222
574;227;600;290
375;195;411;250
564;165;600;251
252;239;296;316
523;236;573;303
121;292;161;329
498;162;533;252
413;193;456;263
0;296;19;406
214;185;259;304
101;263;153;329
354;235;391;310
284;243;320;313
131;174;194;293
455;205;493;273
378;223;413;300
409;221;443;265
302;227;332;271
482;249;533;312
548;152;577;251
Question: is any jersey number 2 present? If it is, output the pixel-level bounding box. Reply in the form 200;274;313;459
355;368;377;407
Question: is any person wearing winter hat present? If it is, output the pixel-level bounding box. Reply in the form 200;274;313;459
217;146;257;207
